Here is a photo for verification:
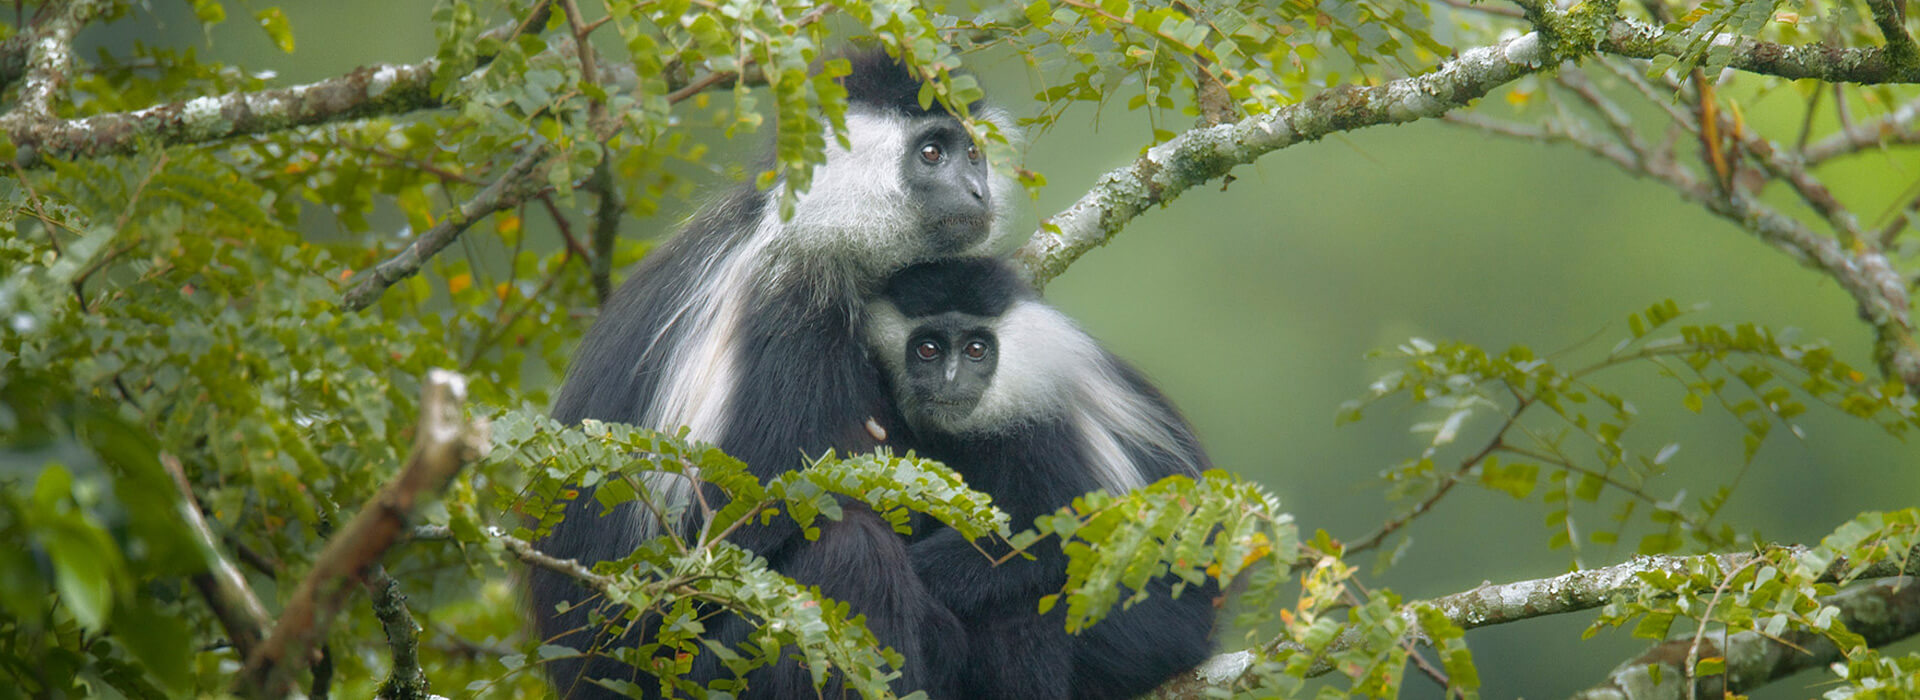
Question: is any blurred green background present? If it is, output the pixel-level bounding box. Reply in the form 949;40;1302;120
102;2;1920;696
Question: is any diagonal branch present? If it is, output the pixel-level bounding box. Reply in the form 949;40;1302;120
0;16;556;166
1015;31;1559;286
237;370;489;697
340;147;551;311
1864;0;1918;64
1803;95;1920;165
162;453;272;661
1452;93;1920;390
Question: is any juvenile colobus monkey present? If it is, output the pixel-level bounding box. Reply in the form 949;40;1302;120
534;51;1016;698
869;258;1219;699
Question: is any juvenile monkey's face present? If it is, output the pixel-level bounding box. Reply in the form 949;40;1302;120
897;315;998;432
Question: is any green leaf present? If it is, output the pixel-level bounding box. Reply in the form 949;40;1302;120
256;8;296;53
1632;611;1675;640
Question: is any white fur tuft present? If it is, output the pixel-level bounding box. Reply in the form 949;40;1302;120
962;300;1200;494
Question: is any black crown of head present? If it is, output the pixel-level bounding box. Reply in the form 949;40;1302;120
884;258;1030;319
838;48;986;118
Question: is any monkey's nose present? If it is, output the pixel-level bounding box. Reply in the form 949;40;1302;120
966;176;986;201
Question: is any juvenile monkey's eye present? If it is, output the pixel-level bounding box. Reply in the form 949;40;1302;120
966;143;980;162
963;341;988;360
920;143;944;163
914;340;942;361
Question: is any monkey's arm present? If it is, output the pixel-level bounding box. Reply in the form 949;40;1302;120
909;526;1065;617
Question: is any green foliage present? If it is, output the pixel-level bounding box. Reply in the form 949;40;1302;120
480;408;1009;695
1343;300;1919;564
1584;509;1920;696
1015;0;1448;139
1042;471;1295;633
4;1;1920;698
1216;546;1481;699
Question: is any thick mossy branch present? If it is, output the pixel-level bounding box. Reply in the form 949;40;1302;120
363;565;429;700
1600;17;1920;83
1152;546;1920;698
1571;577;1920;700
4;61;446;165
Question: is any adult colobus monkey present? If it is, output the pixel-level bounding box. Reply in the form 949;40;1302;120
868;258;1219;699
534;51;1016;698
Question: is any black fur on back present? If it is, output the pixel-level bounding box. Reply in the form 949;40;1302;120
840;47;986;118
882;257;1030;319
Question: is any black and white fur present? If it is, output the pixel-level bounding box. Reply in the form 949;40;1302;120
867;258;1218;700
534;51;1017;698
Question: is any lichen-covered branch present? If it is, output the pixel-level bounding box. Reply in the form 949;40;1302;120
340;147;550;311
1013;31;1557;286
1864;0;1918;65
1597;16;1920;83
3;59;446;165
1015;0;1920;287
1152;547;1920;698
1570;576;1920;700
238;370;489;698
14;0;112;120
0;16;546;166
363;564;429;700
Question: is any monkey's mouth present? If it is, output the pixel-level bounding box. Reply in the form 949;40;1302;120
928;214;991;252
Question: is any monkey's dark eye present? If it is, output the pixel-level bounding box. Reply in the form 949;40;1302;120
920;143;944;163
914;340;942;361
963;340;988;360
966;143;980;162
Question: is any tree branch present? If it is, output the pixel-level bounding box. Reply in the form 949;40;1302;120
238;370;489;697
1015;30;1558;287
162;453;272;661
3;57;445;166
1154;548;1920;698
412;524;619;594
340;147;550;311
1450;75;1920;389
1597;17;1920;84
1570;576;1920;700
13;0;111;120
362;564;428;700
0;15;558;166
1803;95;1920;165
1864;0;1917;64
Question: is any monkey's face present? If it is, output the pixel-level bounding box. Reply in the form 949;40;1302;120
901;120;995;255
897;315;998;431
778;112;1007;279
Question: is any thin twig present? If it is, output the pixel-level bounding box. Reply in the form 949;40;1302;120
341;147;550;311
162;453;272;662
1682;558;1759;700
